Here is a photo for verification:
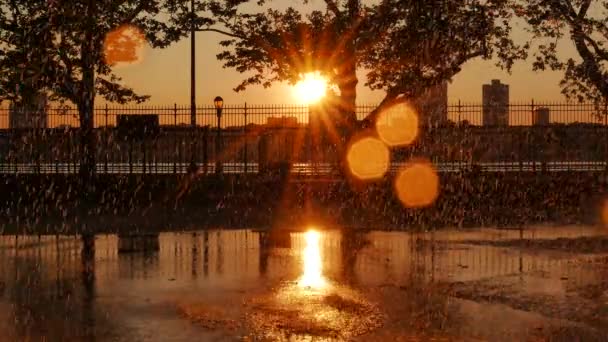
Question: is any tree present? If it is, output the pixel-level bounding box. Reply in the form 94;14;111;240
184;0;525;129
518;0;608;108
0;0;181;183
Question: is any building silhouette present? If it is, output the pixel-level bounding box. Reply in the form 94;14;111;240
482;80;509;126
266;116;299;128
533;107;550;126
9;93;48;129
413;81;448;126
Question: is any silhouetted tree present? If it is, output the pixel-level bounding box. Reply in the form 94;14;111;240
179;0;526;129
518;0;608;108
0;0;181;184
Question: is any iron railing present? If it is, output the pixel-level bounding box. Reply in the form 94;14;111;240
0;102;606;175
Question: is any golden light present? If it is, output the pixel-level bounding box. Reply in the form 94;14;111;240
293;72;327;104
299;230;326;289
395;160;440;208
601;199;608;227
376;103;419;147
346;137;390;181
103;24;147;67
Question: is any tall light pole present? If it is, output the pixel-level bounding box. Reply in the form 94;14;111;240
190;0;196;127
214;96;224;174
189;0;197;173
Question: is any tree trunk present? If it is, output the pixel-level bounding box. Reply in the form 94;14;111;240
337;59;358;130
79;0;96;193
78;98;95;188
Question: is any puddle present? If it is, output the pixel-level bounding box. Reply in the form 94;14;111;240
0;227;607;340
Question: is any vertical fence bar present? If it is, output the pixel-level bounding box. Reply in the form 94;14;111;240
457;100;462;170
531;99;536;172
104;104;109;174
244;103;248;174
55;131;60;174
142;140;147;175
192;106;198;173
129;139;133;175
35;130;41;174
203;125;208;175
173;103;177;174
67;130;72;174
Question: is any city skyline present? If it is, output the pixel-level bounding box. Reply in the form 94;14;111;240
108;16;576;106
110;41;570;106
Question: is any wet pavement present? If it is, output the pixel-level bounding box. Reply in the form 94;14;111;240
0;226;608;341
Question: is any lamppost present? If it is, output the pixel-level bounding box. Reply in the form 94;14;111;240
188;0;197;174
214;96;224;174
190;0;196;127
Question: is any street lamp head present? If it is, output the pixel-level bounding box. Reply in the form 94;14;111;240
214;96;224;110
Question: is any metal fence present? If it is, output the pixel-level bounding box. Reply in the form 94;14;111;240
1;102;606;128
0;102;606;175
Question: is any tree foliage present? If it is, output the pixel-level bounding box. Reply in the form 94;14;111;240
0;0;182;179
518;0;608;106
0;0;181;111
187;0;527;125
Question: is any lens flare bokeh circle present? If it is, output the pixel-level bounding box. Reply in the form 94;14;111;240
376;103;419;147
601;199;608;227
394;160;440;208
346;137;390;181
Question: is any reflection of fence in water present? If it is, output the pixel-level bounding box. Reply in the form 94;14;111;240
0;230;603;290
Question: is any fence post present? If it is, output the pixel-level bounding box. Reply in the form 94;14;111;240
129;139;133;174
35;129;41;174
531;99;536;172
104;103;108;174
244;102;248;174
458;100;462;170
216;108;223;174
203;125;208;175
173;103;177;174
55;131;60;174
67;131;72;174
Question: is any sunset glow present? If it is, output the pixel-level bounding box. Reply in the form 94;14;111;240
293;72;328;104
299;230;326;289
103;25;147;67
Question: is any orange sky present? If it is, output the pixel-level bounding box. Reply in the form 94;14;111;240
111;7;577;106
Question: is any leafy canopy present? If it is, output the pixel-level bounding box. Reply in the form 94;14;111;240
0;0;181;108
183;0;526;121
517;0;608;106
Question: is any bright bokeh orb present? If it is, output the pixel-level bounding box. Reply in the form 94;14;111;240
293;72;327;104
601;199;608;227
376;103;419;147
346;137;390;181
394;161;440;208
103;25;147;66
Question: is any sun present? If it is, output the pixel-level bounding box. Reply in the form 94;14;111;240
293;72;328;104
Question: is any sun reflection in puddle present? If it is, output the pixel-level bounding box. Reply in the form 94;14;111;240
245;230;384;339
298;230;326;289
